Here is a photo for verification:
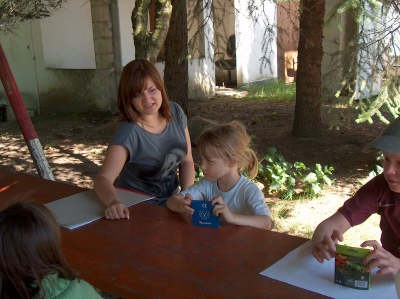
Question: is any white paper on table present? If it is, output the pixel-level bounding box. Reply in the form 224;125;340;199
45;188;154;229
260;240;397;299
396;270;400;297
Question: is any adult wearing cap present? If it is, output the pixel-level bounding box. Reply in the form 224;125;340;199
312;117;400;277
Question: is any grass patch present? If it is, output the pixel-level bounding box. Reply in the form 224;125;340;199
239;80;296;101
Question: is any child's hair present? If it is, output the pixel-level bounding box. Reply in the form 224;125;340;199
196;121;259;179
0;201;75;299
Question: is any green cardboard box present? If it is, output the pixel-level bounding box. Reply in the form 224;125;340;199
334;244;371;290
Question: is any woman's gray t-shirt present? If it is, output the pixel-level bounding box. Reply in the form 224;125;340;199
109;102;188;200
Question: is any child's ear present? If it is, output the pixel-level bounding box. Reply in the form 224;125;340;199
229;159;237;167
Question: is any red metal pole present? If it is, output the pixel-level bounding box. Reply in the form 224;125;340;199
0;42;54;180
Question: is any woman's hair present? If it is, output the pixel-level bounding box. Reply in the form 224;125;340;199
117;59;173;123
0;201;75;299
196;121;259;179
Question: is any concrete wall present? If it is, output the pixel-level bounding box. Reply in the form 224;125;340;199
235;0;277;86
0;21;39;118
321;1;342;101
40;1;96;69
0;0;118;119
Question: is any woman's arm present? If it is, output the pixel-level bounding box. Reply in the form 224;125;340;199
178;127;195;190
94;145;130;219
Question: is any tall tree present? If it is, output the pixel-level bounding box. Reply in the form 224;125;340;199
164;0;189;113
293;0;325;137
132;0;172;63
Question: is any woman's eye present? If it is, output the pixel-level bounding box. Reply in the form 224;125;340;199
133;93;141;98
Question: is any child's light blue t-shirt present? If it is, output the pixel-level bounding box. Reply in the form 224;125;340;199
181;174;270;216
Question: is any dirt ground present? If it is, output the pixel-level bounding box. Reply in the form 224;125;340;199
0;93;386;191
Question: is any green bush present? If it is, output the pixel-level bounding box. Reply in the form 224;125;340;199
257;147;334;200
193;147;334;200
358;152;383;185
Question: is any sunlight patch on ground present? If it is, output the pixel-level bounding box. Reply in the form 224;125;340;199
270;185;381;247
0;134;105;189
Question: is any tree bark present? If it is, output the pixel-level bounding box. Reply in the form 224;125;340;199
340;8;359;96
293;0;325;137
132;0;172;63
164;0;189;114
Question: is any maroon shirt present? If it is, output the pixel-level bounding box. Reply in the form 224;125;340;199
338;173;400;258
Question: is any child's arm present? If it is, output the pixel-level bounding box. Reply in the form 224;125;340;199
211;196;272;230
311;211;351;262
166;193;194;215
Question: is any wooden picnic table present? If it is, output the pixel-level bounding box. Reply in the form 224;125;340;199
0;169;328;298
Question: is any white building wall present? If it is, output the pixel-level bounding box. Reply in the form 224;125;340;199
235;0;277;85
355;8;382;99
0;21;40;117
40;0;95;69
187;0;215;98
118;0;136;66
0;0;117;119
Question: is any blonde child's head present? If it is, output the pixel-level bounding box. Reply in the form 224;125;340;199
196;121;259;179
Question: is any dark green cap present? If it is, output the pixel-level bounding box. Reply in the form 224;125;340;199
364;117;400;153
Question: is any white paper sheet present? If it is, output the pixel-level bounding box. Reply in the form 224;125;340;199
260;240;397;299
45;188;154;229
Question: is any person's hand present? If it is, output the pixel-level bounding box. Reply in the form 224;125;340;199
361;240;400;277
178;193;194;215
105;200;129;220
312;229;344;263
211;196;234;222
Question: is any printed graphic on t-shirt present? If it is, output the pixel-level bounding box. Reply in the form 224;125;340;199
155;148;186;180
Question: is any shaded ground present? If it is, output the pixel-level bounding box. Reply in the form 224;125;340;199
0;94;385;191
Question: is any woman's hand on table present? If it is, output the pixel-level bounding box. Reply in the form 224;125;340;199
105;200;129;220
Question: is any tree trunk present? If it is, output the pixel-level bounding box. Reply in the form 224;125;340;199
132;0;172;63
340;8;359;96
164;0;189;114
293;0;325;137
